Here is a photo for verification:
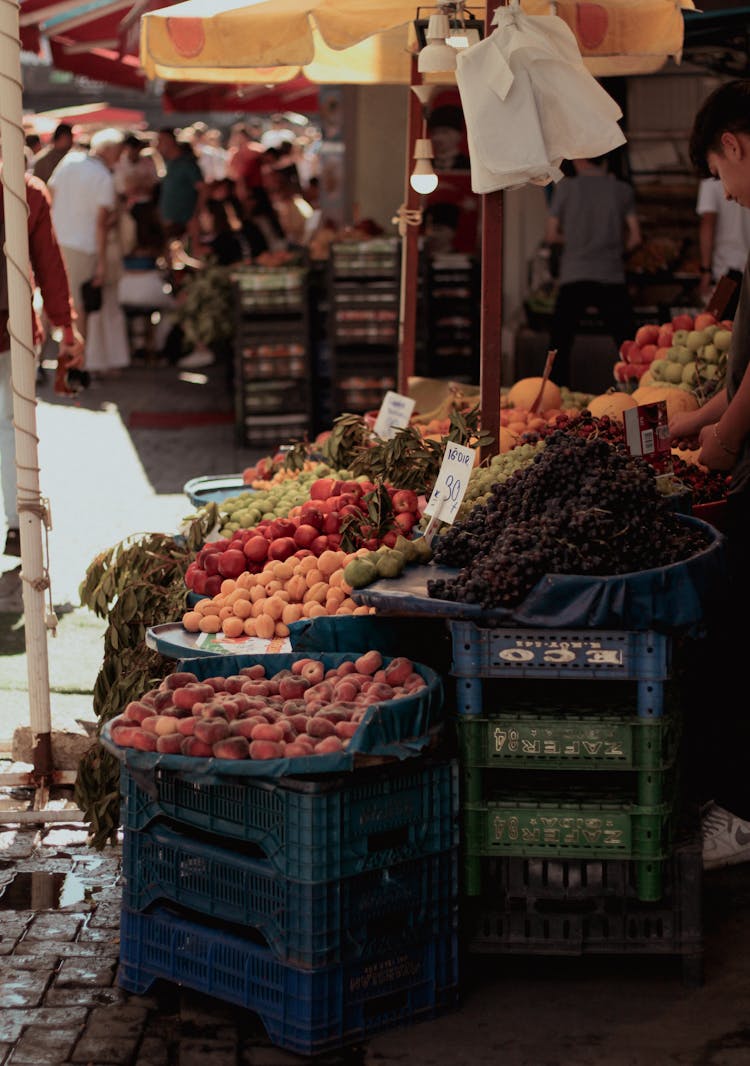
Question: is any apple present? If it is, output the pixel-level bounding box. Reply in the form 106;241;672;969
391;489;419;514
393;512;417;534
657;325;674;348
268;537;296;561
635;324;660;347
694;311;718;331
204;575;222;597
204;552;222;576
310;477;336;500
218;549;247;579
269;518;297;540
638;344;657;364
294;524;320;548
243;536;268;563
671;313;693;332
299;503;325;529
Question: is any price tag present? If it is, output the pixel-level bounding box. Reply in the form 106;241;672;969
373;391;416;440
423;441;475;528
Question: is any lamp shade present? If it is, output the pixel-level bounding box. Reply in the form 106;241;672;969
418;11;458;73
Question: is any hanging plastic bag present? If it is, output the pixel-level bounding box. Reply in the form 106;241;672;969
456;4;626;194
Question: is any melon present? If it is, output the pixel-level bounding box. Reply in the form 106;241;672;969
507;376;562;413
499;426;517;453
632;384;699;420
586;391;638;420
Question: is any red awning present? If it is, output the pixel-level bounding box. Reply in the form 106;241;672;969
163;76;319;114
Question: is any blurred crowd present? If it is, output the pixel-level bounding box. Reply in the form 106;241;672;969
23;115;324;376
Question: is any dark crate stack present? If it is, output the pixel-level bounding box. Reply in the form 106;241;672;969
420;254;480;383
117;755;461;1055
448;621;703;985
232;265;312;448
328;238;400;416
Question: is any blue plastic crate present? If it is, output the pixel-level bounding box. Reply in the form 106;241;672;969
449;623;671;681
121;756;459;882
122;821;458;969
118;905;459;1056
183;474;247;508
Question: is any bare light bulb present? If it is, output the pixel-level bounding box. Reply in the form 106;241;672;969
410;139;439;194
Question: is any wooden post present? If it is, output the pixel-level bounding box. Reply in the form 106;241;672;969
479;0;504;462
397;55;423;395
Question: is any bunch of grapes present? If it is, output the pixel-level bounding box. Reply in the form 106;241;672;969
670;455;731;505
428;429;712;610
515;409;626;447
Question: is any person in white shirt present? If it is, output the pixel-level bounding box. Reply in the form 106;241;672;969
114;134;159;205
260;114;295;150
696;176;750;316
188;122;228;186
49;128;130;376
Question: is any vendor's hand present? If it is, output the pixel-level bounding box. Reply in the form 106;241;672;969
58;326;85;369
698;422;736;471
668;411;701;444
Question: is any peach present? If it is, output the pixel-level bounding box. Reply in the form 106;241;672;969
241;680;271;697
354;650;382;676
154;715;180;736
288;713;310;735
173;684;216;710
229;717;264;738
249;739;284;760
335;720;359;739
304;681;335;704
181;736;213;758
300;660;323;686
284;742;314;758
140;716;162;735
131;729;158;752
314;735;344;754
111;724;140;748
204;675;227;693
123;701;154;725
194;720;230;745
223;675;246;694
213;736;250;760
291;658;313;675
278;676;309;700
306;717;336;738
152;689;175;711
156;734;183;754
333;680;359;702
240;664;266;680
384;657;413;686
176;716;199;736
251;722;284;742
163;671;199;690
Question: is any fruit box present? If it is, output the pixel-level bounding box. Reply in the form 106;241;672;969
118;904;459;1056
100;652;444;780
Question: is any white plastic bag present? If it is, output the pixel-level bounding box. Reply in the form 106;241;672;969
456;6;626;194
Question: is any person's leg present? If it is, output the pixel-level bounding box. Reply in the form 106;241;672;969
549;282;590;388
59;247;97;343
0;351;18;550
596;283;635;353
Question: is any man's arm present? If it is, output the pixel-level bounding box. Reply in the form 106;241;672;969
700;365;750;470
624;212;642;253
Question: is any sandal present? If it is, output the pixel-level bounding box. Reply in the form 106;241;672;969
3;528;20;557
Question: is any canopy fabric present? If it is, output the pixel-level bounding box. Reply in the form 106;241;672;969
163;75;319;113
140;0;694;84
31;101;146;127
49;38;147;88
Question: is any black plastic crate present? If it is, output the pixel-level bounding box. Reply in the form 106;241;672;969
463;828;703;987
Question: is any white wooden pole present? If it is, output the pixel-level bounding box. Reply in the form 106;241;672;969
0;0;54;777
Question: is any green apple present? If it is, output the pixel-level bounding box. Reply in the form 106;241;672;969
672;329;690;347
682;361;697;386
686;329;709;352
701;343;719;364
664;361;685;385
650;358;668;381
714;329;733;352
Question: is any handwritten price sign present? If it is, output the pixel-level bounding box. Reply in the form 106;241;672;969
373;391;416;440
423;441;475;528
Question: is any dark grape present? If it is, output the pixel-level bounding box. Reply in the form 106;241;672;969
429;427;713;610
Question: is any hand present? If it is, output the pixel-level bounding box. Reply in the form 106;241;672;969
58;326;85;369
697;423;736;471
668;411;701;443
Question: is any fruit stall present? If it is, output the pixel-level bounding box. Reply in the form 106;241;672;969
78;341;732;1052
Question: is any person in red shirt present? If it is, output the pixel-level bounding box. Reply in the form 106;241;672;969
0;169;84;556
225;122;265;211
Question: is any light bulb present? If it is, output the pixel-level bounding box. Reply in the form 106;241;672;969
410;140;438;194
410;163;439;195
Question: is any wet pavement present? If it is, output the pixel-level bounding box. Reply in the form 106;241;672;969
3;360;750;1064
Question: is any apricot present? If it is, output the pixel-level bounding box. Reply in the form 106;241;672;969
243;617;257;637
182;611;202;632
198;614;221;634
263;595;286;622
275;622;290;637
222;616;245;638
254;614;275;640
220;578;237;595
233;599;253;620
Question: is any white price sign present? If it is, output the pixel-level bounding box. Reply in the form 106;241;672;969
373;391;416;440
423;441;475;526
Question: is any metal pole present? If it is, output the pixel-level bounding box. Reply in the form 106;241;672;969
480;0;503;462
0;0;54;778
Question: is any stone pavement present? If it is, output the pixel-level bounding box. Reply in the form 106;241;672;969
4;361;750;1064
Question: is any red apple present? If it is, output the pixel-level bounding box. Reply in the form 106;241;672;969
635;324;659;347
294;524;320;548
268;537;296;561
204;552;222;576
393;512;417;534
204;575;222;597
299;503;325;529
657;325;674;348
618;339;640;364
269;518;297;540
190;569;208;595
391;489;419;514
310;477;336;500
243;536;268;563
671;313;693;331
218;549;247;579
310;535;328;555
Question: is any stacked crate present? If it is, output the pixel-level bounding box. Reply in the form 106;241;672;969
448;621;703;985
117;754;461;1055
